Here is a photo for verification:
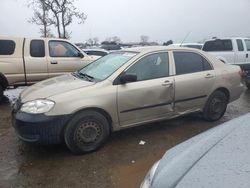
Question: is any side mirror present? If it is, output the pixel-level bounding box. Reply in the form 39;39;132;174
78;52;84;58
120;73;137;84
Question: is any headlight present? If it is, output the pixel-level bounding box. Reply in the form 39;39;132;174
140;161;160;188
20;99;55;114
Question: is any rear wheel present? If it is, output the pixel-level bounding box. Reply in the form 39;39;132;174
246;83;250;89
64;110;110;154
203;91;228;121
245;79;250;89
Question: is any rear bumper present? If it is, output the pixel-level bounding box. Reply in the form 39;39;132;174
12;111;72;144
229;83;244;103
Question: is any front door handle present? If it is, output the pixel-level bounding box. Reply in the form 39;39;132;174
162;80;173;86
246;54;249;58
205;73;214;78
51;61;58;64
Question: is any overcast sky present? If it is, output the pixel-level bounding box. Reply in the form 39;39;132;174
0;0;250;43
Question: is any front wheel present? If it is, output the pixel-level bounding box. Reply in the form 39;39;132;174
203;91;228;121
64;110;110;154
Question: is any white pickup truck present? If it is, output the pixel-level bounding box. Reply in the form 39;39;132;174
0;36;93;101
203;37;250;89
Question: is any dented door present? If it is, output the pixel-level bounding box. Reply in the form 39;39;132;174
117;52;174;127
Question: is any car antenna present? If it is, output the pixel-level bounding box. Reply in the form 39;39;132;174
180;31;191;47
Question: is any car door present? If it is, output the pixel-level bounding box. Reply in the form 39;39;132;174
235;39;246;64
24;39;49;83
117;52;174;127
244;39;250;64
173;51;215;113
47;40;92;77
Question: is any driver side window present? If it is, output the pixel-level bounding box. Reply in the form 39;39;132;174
126;52;169;81
49;41;80;57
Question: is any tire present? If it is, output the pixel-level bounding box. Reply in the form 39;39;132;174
246;80;250;89
246;84;250;89
203;91;228;121
64;110;110;154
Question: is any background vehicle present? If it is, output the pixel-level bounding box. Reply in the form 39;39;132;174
83;49;109;60
203;37;250;89
141;113;250;188
101;41;122;51
12;46;243;154
170;43;203;49
0;36;92;101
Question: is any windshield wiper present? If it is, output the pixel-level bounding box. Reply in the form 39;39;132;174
77;72;95;82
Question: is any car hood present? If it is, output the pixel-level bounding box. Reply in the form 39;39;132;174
21;74;95;102
151;113;250;188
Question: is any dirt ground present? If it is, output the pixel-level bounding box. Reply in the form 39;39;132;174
0;88;250;188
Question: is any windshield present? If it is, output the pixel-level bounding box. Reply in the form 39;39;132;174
78;51;137;81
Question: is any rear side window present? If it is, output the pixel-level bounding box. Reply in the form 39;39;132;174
203;39;233;51
173;52;212;75
30;40;45;57
236;39;244;51
244;39;250;51
0;40;16;55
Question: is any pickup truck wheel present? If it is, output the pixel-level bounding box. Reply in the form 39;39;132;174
203;91;228;121
64;110;110;154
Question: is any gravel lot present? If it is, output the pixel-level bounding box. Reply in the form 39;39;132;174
0;87;249;188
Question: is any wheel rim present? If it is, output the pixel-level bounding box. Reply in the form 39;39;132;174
75;121;102;144
210;97;225;114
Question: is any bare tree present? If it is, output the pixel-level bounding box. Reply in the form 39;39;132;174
93;37;99;45
86;37;99;46
111;36;121;44
86;38;94;46
45;0;87;38
29;0;87;38
140;35;149;44
104;36;121;44
105;37;112;42
163;40;173;46
39;28;55;38
28;0;53;37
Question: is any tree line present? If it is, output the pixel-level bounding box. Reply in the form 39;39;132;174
28;1;175;45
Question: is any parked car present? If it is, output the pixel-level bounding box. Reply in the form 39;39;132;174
141;113;250;188
0;36;93;101
12;46;243;154
203;37;250;89
83;49;109;60
101;42;122;51
170;43;203;49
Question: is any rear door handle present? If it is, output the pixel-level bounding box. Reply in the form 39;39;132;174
51;61;58;64
246;54;249;58
205;73;214;78
162;80;173;86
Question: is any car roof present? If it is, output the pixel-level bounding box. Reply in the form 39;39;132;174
119;46;201;54
152;113;250;188
83;48;108;52
171;43;203;46
205;37;250;42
